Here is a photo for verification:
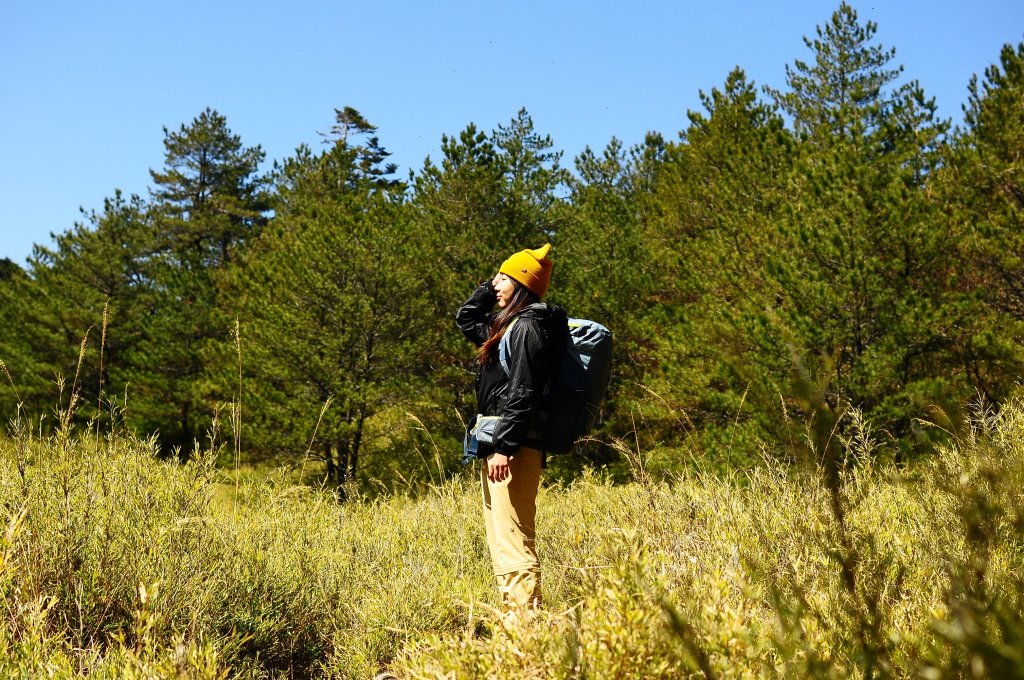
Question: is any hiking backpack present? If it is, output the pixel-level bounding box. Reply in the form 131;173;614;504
499;316;613;454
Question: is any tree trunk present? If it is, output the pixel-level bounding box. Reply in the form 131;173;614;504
337;439;350;488
181;401;192;459
331;438;350;502
349;409;367;483
324;441;335;484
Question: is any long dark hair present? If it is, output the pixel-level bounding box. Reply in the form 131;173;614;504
477;280;540;365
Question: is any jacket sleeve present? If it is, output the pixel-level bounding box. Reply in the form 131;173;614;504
493;318;551;453
455;281;497;347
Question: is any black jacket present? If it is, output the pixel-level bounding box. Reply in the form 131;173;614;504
455;281;568;455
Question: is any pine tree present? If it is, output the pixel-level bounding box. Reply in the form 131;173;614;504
960;41;1024;320
321;106;402;190
645;68;794;463
762;3;959;453
766;2;906;145
149;107;268;265
0;193;152;425
138;108;269;452
941;41;1024;402
553;135;663;466
231;110;420;487
0;258;18;281
491;108;571;245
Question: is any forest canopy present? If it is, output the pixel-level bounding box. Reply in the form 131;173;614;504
2;4;1022;488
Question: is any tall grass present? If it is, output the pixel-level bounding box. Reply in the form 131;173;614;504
1;395;1022;677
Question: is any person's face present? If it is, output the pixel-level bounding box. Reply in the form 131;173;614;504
492;272;516;309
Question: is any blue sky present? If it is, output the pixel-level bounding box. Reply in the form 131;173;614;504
2;1;1022;264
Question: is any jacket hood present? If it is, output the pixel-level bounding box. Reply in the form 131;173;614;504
517;302;567;334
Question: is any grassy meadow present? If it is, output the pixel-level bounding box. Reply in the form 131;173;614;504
1;395;1023;679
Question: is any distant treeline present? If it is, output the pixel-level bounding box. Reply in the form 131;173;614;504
1;4;1021;486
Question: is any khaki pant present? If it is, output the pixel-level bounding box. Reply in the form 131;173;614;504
481;447;542;615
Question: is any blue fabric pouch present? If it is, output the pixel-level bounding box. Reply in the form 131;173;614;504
463;414;501;464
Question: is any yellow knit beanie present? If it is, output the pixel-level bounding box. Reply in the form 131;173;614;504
499;243;553;298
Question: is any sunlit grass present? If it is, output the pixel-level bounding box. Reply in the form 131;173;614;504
1;398;1022;678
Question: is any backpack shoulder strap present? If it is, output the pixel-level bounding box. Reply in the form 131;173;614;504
497;316;520;375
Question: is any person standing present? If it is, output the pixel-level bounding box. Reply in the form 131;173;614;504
455;243;567;622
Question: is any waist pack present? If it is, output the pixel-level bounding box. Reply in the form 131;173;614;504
499;316;613;455
463;414;500;463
